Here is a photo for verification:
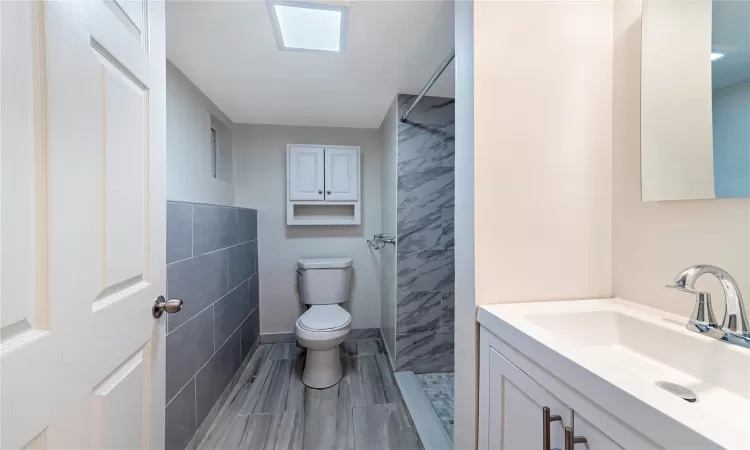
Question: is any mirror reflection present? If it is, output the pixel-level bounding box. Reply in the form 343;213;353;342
641;0;750;201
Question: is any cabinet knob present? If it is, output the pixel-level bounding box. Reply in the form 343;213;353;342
327;190;331;195
318;190;323;194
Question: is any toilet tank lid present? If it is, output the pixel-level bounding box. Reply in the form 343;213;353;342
297;257;353;269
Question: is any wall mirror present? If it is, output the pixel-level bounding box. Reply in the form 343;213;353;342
641;0;750;201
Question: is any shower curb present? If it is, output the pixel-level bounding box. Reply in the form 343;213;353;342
394;371;452;450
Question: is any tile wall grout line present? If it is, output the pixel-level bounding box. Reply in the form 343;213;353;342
166;275;252;336
166;373;196;408
167;254;194;266
170;237;258;265
193;376;198;430
193;313;250;381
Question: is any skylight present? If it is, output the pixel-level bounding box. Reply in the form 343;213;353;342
268;2;347;53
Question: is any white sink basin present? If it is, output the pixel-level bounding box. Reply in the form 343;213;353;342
478;298;750;449
526;308;750;404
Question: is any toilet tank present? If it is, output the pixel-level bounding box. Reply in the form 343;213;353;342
297;258;352;305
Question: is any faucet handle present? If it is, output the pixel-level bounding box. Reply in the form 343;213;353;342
666;285;718;328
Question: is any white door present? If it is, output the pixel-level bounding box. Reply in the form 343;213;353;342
1;1;166;449
481;348;572;450
324;147;359;201
288;145;325;201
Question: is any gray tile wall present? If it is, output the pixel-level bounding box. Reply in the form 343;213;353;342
165;202;260;450
395;94;455;373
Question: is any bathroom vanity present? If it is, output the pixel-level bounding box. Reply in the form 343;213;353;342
477;299;749;450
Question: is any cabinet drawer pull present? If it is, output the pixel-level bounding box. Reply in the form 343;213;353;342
543;406;561;450
564;426;587;449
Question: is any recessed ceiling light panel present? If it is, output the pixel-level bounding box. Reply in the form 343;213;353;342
268;1;348;53
711;52;725;61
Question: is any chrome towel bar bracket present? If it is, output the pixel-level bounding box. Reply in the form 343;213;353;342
367;234;396;250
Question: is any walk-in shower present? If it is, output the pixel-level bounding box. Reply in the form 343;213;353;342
377;58;456;448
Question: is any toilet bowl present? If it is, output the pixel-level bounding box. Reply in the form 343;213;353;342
295;258;353;388
295;305;351;388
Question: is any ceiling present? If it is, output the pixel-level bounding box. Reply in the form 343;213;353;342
712;0;750;90
166;0;455;128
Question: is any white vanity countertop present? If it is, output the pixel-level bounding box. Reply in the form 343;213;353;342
478;298;750;450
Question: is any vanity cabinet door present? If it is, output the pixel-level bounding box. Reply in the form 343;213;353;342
572;411;661;450
481;347;572;450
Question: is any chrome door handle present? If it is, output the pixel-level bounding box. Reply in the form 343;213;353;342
543;407;562;450
564;427;587;449
152;296;183;318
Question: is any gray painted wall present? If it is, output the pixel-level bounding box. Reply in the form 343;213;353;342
167;61;235;207
164;202;259;450
395;94;455;373
233;124;382;334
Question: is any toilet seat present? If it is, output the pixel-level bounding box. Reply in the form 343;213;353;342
297;305;351;332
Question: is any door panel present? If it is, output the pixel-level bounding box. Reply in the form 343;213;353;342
0;1;166;448
289;145;324;200
324;147;359;201
486;348;572;450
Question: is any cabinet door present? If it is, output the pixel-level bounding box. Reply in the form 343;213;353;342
482;347;572;450
289;145;324;201
572;411;660;450
324;147;359;201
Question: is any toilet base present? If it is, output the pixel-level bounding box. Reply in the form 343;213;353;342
302;346;343;389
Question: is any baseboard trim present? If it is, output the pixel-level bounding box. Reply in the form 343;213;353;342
261;328;380;344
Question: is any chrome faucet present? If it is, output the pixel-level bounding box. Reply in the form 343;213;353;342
667;264;750;349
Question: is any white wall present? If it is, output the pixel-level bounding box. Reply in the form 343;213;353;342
456;3;614;447
233;124;382;334
613;0;750;318
166;61;234;206
378;98;398;361
473;0;613;307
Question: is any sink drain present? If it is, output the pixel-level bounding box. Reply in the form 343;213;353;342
655;381;697;402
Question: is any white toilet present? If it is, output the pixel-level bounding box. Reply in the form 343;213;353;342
295;257;353;388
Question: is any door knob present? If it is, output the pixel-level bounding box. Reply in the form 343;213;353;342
152;296;183;318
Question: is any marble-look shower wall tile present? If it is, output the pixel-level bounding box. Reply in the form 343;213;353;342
441;206;454;251
397;248;454;292
395;331;454;373
397;94;454;174
397;166;454;253
395;93;455;374
397;291;441;334
441;291;454;331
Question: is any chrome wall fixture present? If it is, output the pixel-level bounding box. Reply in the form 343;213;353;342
367;234;396;250
400;49;455;123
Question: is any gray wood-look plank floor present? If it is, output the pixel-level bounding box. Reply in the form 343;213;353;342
197;339;421;450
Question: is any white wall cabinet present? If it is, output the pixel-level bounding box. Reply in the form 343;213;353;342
286;144;360;225
480;327;661;450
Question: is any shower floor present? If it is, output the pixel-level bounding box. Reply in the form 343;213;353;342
415;373;454;439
